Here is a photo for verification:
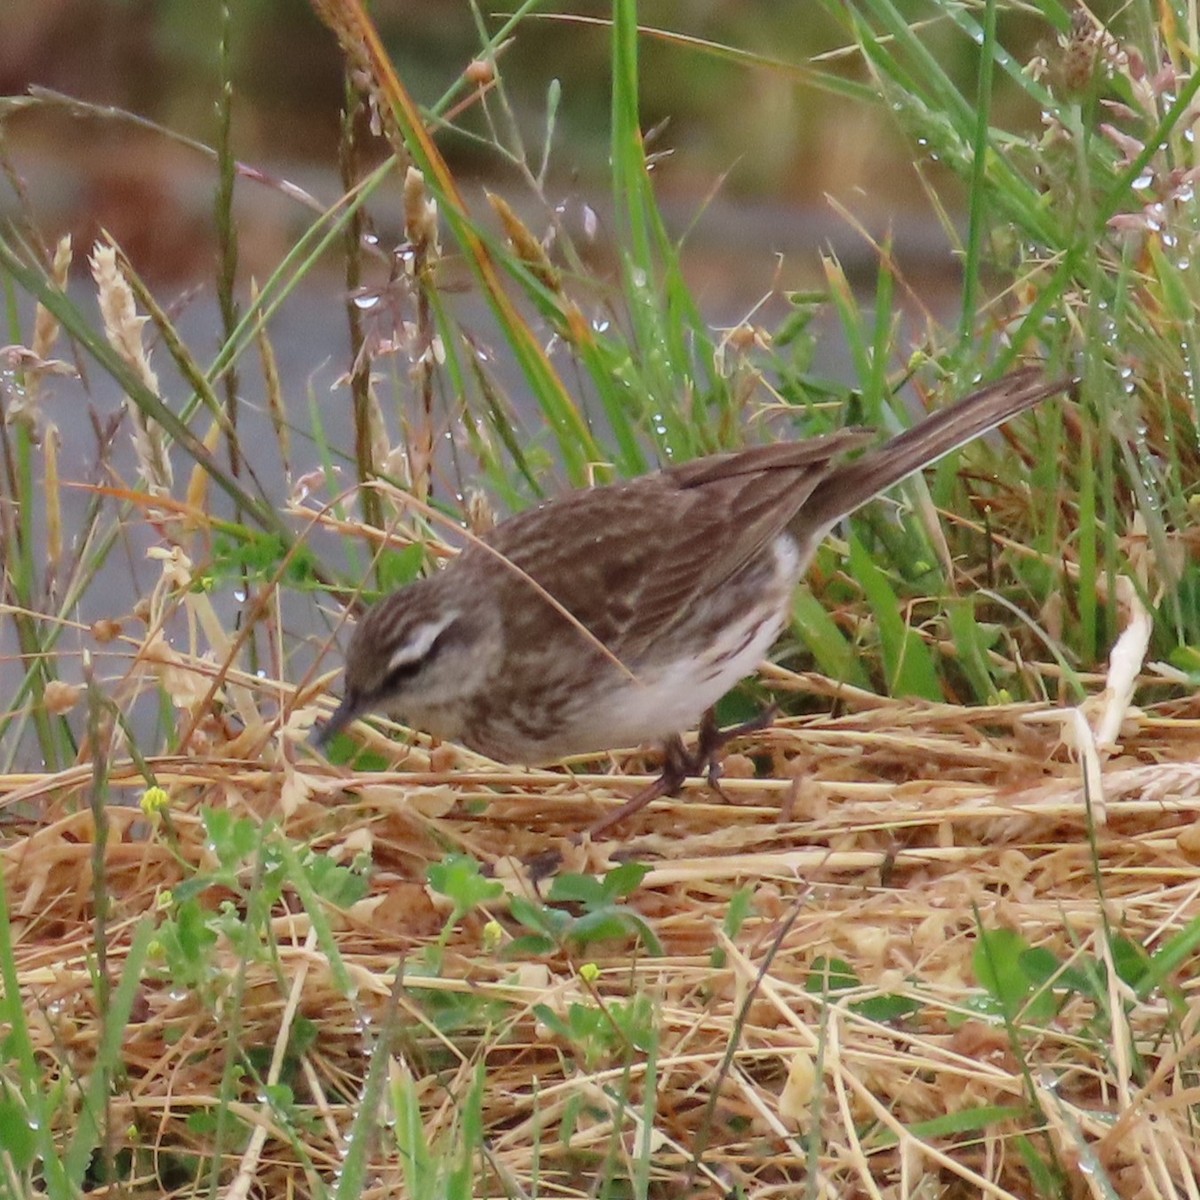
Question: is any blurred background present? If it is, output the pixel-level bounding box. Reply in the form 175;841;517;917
9;0;1186;794
1;0;1060;303
0;0;1075;732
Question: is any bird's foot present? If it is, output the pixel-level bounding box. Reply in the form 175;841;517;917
585;705;777;838
694;704;777;795
584;734;690;839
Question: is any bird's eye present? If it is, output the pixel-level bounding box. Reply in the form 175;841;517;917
380;659;422;693
380;619;459;692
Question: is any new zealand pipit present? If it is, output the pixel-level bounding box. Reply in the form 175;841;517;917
318;367;1069;832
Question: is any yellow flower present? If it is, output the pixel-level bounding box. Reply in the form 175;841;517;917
140;786;170;816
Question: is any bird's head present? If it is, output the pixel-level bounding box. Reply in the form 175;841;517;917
315;573;499;747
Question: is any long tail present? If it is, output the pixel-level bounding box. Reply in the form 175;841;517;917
796;366;1073;535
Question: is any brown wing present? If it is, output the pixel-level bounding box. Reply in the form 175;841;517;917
470;431;870;666
659;431;872;588
799;367;1071;532
663;431;871;488
464;368;1069;672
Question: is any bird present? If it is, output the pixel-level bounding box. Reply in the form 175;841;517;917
316;367;1069;833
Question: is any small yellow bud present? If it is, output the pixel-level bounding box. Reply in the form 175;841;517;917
141;786;171;817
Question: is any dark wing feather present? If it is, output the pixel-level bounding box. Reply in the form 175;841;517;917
664;430;871;487
658;431;872;593
800;367;1072;532
471;431;869;666
457;369;1070;674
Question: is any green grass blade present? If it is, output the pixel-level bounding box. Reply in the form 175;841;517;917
848;530;942;700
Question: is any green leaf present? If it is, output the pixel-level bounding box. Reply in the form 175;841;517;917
392;1064;433;1200
1018;946;1096;999
566;1002;606;1042
502;934;558;958
805;956;861;994
174;899;219;966
508;895;570;938
532;1004;570;1039
261;1083;295;1111
851;993;922;1023
0;1096;36;1169
303;855;370;908
186;1110;219;1136
1014;946;1063;987
946;596;1000;702
723;887;754;939
847;531;942;701
201;807;259;867
426;855;503;918
567;910;641;947
290;1016;318;1057
547;872;606;906
376;543;428;592
873;1104;1027;1145
598;861;651;902
973;927;1031;1019
1016;1133;1067;1193
1167;643;1200;680
791;587;872;689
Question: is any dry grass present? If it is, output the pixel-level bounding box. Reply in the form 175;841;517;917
4;4;1198;1193
5;663;1200;1198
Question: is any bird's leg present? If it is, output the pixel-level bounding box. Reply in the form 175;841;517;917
587;708;778;837
694;704;778;794
585;734;691;838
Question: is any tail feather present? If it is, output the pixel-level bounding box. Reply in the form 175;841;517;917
796;367;1073;536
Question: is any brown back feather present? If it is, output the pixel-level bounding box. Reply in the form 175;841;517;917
465;368;1070;667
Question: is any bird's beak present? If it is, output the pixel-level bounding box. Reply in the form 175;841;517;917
313;692;361;749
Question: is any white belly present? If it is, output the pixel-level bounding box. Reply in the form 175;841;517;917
582;606;785;747
543;534;801;757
